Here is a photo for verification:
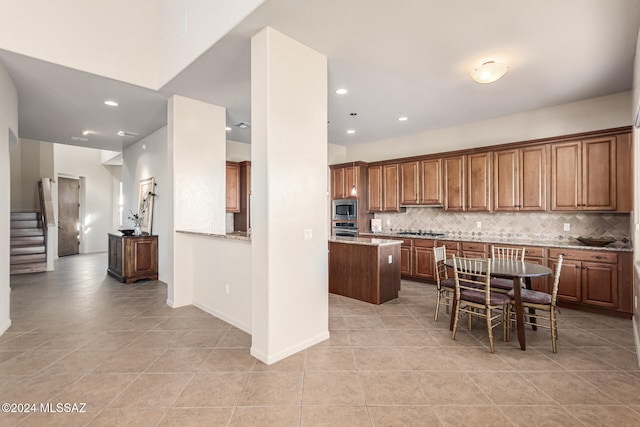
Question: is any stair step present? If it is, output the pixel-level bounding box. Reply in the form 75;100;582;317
10;262;47;275
10;253;46;265
10;236;45;245
11;219;41;229
11;228;44;237
10;212;39;220
10;245;45;256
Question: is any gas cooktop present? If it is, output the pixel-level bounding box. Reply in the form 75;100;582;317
396;231;446;238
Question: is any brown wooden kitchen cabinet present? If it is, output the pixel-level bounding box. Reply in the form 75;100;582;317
461;241;487;258
226;161;240;213
493;146;547;211
331;162;368;200
467;152;491;211
400;239;413;277
108;234;158;284
443;156;465;211
413;239;436;280
550;137;617;211
400;159;442;206
368;164;400;212
234;161;251;232
548;248;629;314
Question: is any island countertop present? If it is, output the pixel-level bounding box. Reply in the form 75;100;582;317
329;236;403;247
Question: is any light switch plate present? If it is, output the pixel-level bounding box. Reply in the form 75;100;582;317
388;255;392;264
304;229;313;240
563;223;570;231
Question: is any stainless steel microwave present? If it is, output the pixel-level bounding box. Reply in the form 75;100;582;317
332;199;357;220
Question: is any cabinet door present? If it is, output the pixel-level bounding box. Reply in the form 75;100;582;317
443;156;465;211
493;149;519;211
616;133;632;213
581;261;618;308
420;158;442;205
108;235;123;276
400;161;419;205
382;164;400;212
519;146;547;211
582;137;616;210
344;166;358;198
332;168;346;199
467;152;491;211
524;257;547;293
413;245;435;280
400;246;412;276
551;141;581;210
552;258;581;302
226;162;241;213
367;166;382;211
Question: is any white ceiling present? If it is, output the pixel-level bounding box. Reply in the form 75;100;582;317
1;0;639;152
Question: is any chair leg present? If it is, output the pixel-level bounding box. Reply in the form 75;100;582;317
550;308;557;353
434;291;441;321
467;308;473;330
451;301;461;341
502;306;509;342
445;291;450;314
486;308;495;353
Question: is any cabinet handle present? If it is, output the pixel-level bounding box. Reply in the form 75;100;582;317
594;256;603;260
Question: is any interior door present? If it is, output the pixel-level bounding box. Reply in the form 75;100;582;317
58;177;79;257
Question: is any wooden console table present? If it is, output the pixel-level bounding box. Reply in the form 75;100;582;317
107;233;158;284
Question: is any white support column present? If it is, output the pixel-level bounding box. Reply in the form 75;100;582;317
251;27;329;364
169;95;226;307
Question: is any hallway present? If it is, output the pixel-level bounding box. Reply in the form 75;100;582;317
1;253;640;426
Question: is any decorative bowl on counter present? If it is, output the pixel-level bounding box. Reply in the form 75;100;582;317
119;229;135;236
576;236;616;247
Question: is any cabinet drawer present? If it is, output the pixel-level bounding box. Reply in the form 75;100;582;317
436;240;460;252
413;239;435;248
461;242;486;252
548;248;617;264
523;247;544;258
399;238;413;247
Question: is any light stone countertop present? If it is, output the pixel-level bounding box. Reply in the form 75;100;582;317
176;229;251;242
329;236;403;246
360;232;632;252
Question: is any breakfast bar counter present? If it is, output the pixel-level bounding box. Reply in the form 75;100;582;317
329;236;402;304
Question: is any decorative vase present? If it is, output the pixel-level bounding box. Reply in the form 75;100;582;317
133;225;141;236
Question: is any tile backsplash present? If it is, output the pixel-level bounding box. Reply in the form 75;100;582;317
374;208;631;246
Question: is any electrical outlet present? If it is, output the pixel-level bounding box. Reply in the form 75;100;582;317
476;221;481;229
304;228;313;241
388;255;392;264
225;284;230;295
563;223;570;231
386;219;391;226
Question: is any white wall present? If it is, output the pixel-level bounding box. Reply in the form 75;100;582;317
123;127;172;284
631;26;640;358
251;27;329;364
0;62;18;335
0;0;159;89
170;95;226;307
226;140;252;162
347;92;632;162
53;144;120;255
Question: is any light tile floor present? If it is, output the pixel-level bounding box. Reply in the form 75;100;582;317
1;252;639;426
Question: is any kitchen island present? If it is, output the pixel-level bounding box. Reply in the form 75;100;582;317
329;236;402;304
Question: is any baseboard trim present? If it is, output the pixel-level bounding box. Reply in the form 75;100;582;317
633;316;640;369
251;330;330;365
192;301;251;334
0;318;12;336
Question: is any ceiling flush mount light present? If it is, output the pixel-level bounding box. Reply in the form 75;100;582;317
71;136;88;142
81;130;92;136
104;100;118;107
346;129;355;134
335;88;348;95
398;116;408;121
236;122;251;129
470;61;509;84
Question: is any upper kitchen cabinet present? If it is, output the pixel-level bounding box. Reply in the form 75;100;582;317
226;161;240;213
331;162;367;200
493;146;547;211
443;156;465;211
368;164;400;212
550;135;628;211
466;152;491;211
234;161;251;232
400;159;442;206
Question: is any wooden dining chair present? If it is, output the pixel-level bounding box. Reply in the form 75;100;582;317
433;246;456;321
490;245;525;293
451;256;512;353
507;255;563;353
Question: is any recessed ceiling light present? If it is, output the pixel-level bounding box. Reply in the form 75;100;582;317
398;117;408;121
70;136;88;142
346;130;355;134
470;61;509;84
335;88;348;95
81;130;92;136
104;100;118;107
225;126;232;131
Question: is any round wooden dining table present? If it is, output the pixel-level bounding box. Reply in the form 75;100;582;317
444;258;552;350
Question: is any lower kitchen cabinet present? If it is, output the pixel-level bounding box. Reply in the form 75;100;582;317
400;240;413;276
108;234;158;284
461;241;487;258
413;239;436;280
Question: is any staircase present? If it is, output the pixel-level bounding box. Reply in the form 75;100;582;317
10;212;47;275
